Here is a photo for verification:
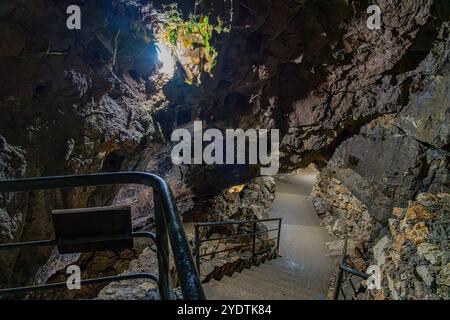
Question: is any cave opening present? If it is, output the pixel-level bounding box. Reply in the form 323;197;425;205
155;40;176;78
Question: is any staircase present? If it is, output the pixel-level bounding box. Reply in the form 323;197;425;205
200;173;336;300
203;257;329;300
0;172;334;300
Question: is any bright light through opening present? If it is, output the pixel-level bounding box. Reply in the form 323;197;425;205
156;42;175;78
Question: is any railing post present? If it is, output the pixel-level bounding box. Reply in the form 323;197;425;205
333;266;344;300
251;221;257;263
277;218;282;253
194;225;201;278
153;189;175;300
333;236;349;300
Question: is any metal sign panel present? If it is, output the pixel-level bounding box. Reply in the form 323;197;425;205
52;205;133;254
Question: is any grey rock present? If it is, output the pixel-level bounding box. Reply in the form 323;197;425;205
373;236;390;266
416;265;434;287
417;243;444;266
326;117;448;222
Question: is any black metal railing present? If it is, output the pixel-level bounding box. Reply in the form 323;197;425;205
0;172;205;300
333;236;369;300
194;218;282;277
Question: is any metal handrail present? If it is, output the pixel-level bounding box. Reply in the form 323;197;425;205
0;172;205;300
198;237;279;258
333;236;369;300
195;218;283;227
194;218;282;277
0;232;158;296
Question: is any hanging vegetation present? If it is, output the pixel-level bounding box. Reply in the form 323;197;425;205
156;5;228;84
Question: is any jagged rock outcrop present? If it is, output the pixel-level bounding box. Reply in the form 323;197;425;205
185;176;276;279
96;247;161;300
309;5;449;299
314;19;449;221
325;115;448;223
367;193;449;300
185;176;276;222
312;171;381;272
313;179;449;300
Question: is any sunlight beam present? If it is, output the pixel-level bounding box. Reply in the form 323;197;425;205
156;42;175;78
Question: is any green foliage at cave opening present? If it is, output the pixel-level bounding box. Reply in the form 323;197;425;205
157;5;228;84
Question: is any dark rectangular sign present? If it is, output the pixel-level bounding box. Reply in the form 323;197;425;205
52;205;133;254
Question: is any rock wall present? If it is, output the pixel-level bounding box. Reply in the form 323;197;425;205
312;172;381;272
169;0;448;171
309;2;449;299
313;174;449;300
0;0;159;288
187;177;277;280
368;193;449;300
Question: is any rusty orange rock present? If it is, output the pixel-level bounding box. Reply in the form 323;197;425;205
404;222;429;245
406;204;434;222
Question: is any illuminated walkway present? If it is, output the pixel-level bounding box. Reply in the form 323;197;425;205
268;172;336;299
204;171;336;300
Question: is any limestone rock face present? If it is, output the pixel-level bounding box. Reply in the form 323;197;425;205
313;175;448;300
97;248;160;300
312;171;381;274
366;193;449;300
313;18;450;222
312;172;381;242
189;176;276;222
311;29;449;292
326;116;449;223
395;52;450;150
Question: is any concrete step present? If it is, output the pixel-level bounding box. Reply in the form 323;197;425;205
240;268;317;298
204;276;264;300
257;262;329;292
231;270;309;300
203;279;254;300
220;275;294;300
269;258;333;283
203;279;235;300
203;258;332;300
266;258;332;279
